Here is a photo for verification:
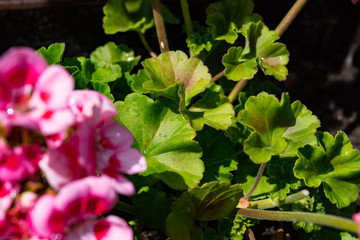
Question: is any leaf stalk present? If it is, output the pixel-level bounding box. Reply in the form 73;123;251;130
228;79;248;103
275;0;308;37
151;0;169;53
242;162;266;200
237;208;358;234
137;32;158;58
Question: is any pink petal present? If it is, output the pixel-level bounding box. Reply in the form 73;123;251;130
67;216;133;240
110;148;147;175
68;90;117;126
0;181;19;211
29;65;74;110
99;120;134;150
101;174;135;196
28;195;66;238
54;176;118;221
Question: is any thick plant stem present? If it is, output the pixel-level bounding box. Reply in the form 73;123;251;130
242;162;266;200
237;208;358;234
275;0;308;37
228;79;248;103
151;0;169;53
138;32;157;58
237;189;310;209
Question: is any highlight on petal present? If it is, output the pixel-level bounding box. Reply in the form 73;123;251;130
67;215;133;240
99;120;134;150
110;148;147;175
68;90;117;126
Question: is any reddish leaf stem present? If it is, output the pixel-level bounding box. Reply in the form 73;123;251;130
242;162;266;200
151;0;169;53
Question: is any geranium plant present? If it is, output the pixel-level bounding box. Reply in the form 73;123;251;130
1;0;360;239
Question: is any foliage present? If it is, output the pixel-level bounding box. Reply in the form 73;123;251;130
1;0;360;239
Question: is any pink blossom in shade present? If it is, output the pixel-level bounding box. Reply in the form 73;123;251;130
0;47;75;137
28;176;121;239
353;212;360;237
67;215;133;240
0;181;19;212
0;139;43;182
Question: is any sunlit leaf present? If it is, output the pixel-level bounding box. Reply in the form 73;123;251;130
37;42;65;65
115;93;204;190
237;92;295;163
103;0;179;34
205;0;262;43
90;41;141;72
294;131;360;208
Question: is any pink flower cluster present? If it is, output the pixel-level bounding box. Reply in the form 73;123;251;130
0;47;146;239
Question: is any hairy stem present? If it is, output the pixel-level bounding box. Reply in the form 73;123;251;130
238;208;358;234
228;79;248;103
275;0;308;37
210;70;225;83
180;0;195;57
138;32;157;58
151;0;169;53
238;189;310;209
242;162;266;200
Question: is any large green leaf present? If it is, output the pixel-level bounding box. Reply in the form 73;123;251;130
90;41;141;73
294;131;360;208
103;0;179;34
205;0;262;43
166;182;242;240
37;42;65;65
237;92;319;163
237;92;296;163
131;51;212;106
115;93;204;190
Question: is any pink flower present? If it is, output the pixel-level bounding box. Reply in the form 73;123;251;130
28;176;133;239
0;139;43;182
40;90;146;194
0;47;75;137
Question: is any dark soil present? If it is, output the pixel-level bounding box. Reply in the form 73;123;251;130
1;1;360;240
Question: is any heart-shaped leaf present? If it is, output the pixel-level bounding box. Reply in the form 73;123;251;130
37;42;65;65
115;93;204;190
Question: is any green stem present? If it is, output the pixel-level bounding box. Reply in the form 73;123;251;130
228;79;248;103
115;201;136;215
180;0;194;57
238;189;310;209
242;162;266;200
275;0;308;37
151;0;169;53
237;208;358;234
137;32;157;58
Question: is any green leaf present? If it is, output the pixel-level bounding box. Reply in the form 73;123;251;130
222;47;258;81
115;93;204;190
91;81;114;101
230;215;258;239
183;84;235;131
103;0;179;34
90;42;140;73
196;127;238;184
235;161;276;199
186;32;215;56
37;42;65;65
254;24;289;80
266;160;302;200
62;57;93;89
294;131;360;208
237;92;296;163
91;63;122;83
205;0;262;43
132;51;212;106
133;187;172;230
166;182;242;240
